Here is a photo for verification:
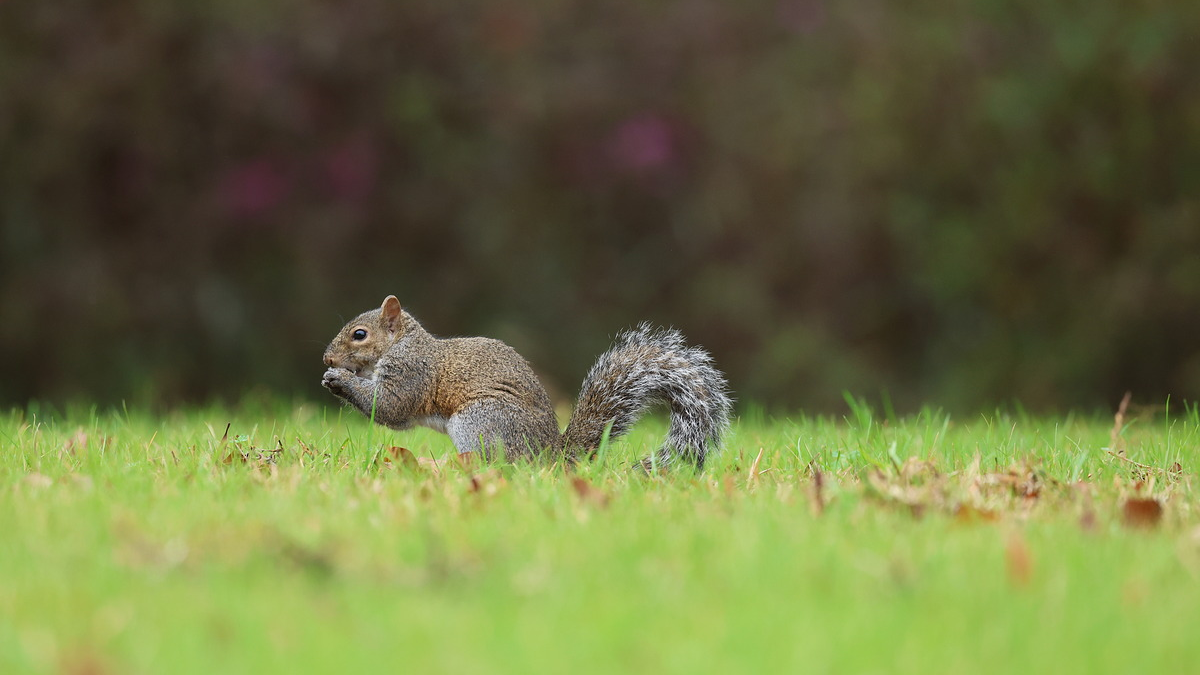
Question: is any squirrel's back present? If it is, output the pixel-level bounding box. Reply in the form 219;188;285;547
421;336;558;422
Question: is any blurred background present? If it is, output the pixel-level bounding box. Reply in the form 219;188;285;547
2;0;1198;414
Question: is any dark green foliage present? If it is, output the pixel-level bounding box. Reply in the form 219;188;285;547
1;1;1197;410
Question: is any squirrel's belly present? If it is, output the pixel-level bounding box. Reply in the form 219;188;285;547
414;415;449;433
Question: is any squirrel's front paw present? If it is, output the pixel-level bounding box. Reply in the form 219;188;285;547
321;367;354;397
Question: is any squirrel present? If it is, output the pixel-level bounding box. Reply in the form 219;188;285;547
321;295;732;469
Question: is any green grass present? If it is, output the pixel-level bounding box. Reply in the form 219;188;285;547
1;401;1198;674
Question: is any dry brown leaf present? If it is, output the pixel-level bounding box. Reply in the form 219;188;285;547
455;452;482;470
61;428;89;456
1010;462;1043;499
417;456;444;475
808;462;825;516
974;461;1044;499
570;477;610;508
953;504;998;524
899;457;939;483
866;468;891;495
467;470;507;496
377;446;418;470
389;446;417;468
1121;498;1163;529
222;452;247;465
1079;509;1098;532
866;468;932;516
23;473;53;489
1187;525;1200;547
59;648;113;675
1005;533;1034;587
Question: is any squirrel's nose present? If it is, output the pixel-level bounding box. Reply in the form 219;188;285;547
323;354;334;367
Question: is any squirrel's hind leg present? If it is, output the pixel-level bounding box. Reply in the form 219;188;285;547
447;399;559;463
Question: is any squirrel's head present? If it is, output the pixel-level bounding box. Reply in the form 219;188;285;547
323;295;408;378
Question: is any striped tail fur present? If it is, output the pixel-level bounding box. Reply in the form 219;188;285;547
561;324;733;470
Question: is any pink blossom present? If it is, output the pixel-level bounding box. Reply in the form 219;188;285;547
609;114;677;173
322;137;378;204
218;159;289;219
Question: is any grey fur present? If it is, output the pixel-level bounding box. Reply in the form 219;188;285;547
563;323;733;470
324;300;732;470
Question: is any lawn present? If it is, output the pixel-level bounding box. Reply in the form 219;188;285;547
1;399;1197;674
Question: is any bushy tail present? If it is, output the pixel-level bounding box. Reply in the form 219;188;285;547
562;324;733;470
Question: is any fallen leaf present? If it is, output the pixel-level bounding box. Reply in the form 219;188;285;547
221;452;247;465
1005;533;1034;587
388;446;418;469
808;461;825;516
1188;525;1200;546
570;477;609;508
59;648;113;675
1121;498;1163;529
417;456;443;475
975;461;1046;500
899;457;939;483
377;446;419;470
1010;463;1043;499
455;452;482;470
61;428;89;456
954;504;998;524
1079;509;1098;532
23;473;53;489
467;470;507;496
866;468;890;495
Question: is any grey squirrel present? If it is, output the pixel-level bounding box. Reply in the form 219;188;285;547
321;295;732;469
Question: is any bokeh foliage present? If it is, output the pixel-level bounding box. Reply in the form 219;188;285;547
1;0;1198;411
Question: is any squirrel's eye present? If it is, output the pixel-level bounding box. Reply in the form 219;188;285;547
352;328;368;341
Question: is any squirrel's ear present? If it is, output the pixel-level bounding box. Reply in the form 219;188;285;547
381;295;403;332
